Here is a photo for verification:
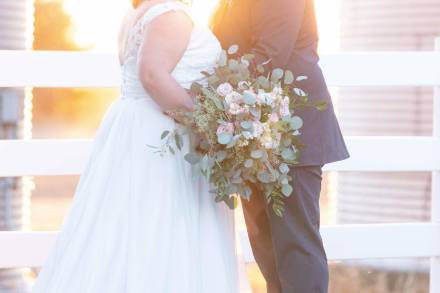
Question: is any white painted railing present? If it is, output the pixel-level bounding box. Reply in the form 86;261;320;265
0;38;439;291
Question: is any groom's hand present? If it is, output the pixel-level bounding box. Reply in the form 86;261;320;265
250;0;306;70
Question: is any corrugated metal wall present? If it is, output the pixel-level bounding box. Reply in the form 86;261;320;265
337;0;440;270
0;0;34;292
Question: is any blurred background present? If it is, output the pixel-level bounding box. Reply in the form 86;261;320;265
0;0;439;292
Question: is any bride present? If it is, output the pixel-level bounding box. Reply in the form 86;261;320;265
31;0;238;292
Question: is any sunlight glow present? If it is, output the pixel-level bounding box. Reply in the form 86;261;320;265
64;0;340;53
64;0;130;50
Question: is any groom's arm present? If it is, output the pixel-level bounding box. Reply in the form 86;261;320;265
250;0;306;69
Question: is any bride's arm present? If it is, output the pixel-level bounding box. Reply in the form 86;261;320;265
137;11;194;111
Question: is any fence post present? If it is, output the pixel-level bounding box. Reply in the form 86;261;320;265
430;37;440;293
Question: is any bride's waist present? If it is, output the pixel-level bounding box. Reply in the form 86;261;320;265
119;89;163;112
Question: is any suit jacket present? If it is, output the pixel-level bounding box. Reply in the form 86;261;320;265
211;0;349;166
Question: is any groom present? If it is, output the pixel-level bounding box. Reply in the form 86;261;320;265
212;0;349;292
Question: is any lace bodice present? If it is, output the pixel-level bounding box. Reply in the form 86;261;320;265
120;1;222;100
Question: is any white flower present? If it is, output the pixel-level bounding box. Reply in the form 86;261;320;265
225;91;243;105
257;89;274;105
216;82;233;96
279;96;290;117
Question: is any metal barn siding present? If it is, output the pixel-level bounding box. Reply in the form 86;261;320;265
0;0;34;292
337;0;440;269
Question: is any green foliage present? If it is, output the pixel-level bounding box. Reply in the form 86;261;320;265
149;45;326;217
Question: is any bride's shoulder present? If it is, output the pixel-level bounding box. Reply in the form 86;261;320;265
137;1;193;26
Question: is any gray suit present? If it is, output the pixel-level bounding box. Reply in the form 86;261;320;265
212;0;349;292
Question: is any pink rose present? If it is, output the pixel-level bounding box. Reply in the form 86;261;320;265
217;122;235;135
228;103;248;115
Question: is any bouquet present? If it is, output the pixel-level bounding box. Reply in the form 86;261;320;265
150;45;326;217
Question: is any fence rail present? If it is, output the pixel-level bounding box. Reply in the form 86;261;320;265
0;40;440;292
1;50;440;87
0;136;438;177
1;223;439;269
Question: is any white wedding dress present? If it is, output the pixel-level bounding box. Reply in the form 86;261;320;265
31;2;238;292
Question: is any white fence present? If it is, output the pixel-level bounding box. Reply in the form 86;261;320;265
0;38;440;291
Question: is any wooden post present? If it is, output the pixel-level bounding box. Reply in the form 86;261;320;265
430;37;440;293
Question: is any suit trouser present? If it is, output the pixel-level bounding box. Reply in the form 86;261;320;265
242;165;328;293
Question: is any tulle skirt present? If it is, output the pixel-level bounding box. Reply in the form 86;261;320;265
31;96;238;293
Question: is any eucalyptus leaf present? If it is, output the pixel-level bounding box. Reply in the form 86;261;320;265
243;92;257;105
289;116;304;130
257;64;265;74
226;141;236;149
218;133;233;145
257;76;270;89
279;163;290;174
281;184;293;197
240;121;252;129
184;153;201;165
284;70;294;85
161;131;170;140
243;186;252;200
280;175;289;185
228;44;239;55
271;68;284;82
257;171;273;183
251;149;264;159
293;87;307;97
226;134;240;148
175;133;183;150
281;148;296;161
244;159;254;168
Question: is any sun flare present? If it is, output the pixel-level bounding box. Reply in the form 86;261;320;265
64;0;340;52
